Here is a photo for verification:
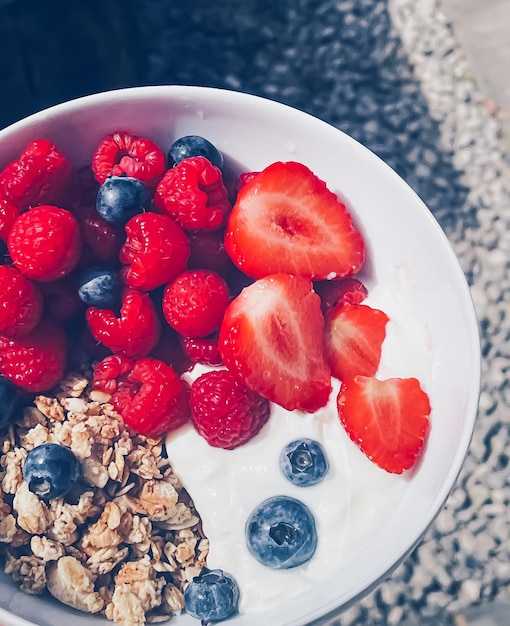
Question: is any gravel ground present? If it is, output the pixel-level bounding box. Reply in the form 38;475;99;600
134;0;509;623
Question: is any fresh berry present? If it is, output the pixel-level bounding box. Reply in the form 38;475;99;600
77;267;121;308
0;139;72;209
219;274;331;412
0;265;43;337
0;319;67;392
168;135;224;170
337;376;431;474
239;171;260;185
23;443;80;500
163;270;230;338
246;496;318;569
190;369;270;449
0;195;19;240
96;175;150;225
279;438;329;487
73;203;124;263
187;229;234;277
120;212;190;290
91;131;165;187
8;205;81;281
324;303;389;382
93;356;189;437
225;161;365;280
225;265;255;298
0;376;19;430
86;288;161;358
184;568;240;624
313;277;368;315
154;156;231;231
181;334;223;367
39;274;85;322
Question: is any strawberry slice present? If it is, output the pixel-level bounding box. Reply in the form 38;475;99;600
225;161;365;280
324;302;389;381
218;273;332;412
337;376;431;474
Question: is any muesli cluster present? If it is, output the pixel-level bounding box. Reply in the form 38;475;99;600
0;371;208;625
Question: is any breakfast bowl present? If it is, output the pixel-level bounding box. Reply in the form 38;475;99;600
0;86;480;626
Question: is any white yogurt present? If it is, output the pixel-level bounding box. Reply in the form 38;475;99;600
165;269;434;613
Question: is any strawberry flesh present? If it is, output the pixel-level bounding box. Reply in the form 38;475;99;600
337;376;431;474
219;274;331;412
324;302;389;381
225;161;365;280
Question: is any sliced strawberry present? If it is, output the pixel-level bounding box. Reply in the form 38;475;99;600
218;273;331;412
225;161;365;280
337;376;431;474
324;302;389;381
314;277;368;315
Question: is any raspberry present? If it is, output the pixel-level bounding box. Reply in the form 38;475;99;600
154;156;231;231
182;335;223;367
92;131;165;187
313;277;368;315
0;319;67;392
0;266;43;337
120;212;190;291
8;205;81;281
187;229;234;277
0;139;72;209
86;288;161;358
0;195;19;240
162;270;230;338
74;204;125;263
93;356;190;437
190;369;271;449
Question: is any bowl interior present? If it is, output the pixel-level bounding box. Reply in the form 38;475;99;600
0;86;480;626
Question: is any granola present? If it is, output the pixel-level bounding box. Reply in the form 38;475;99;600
0;372;208;625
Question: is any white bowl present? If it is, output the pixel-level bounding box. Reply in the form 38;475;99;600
0;86;480;626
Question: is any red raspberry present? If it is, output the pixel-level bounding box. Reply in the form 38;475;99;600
154;156;231;231
187;229;234;277
92;131;165;187
8;205;81;281
0;195;19;240
313;277;368;315
74;204;125;264
120;212;190;291
190;369;271;449
0;266;43;337
93;355;190;437
86;288;161;358
162;270;230;338
0;140;72;209
181;335;223;367
0;318;67;392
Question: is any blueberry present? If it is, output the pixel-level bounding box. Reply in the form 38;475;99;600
77;267;121;307
23;443;81;500
96;175;149;225
246;496;317;569
0;376;19;430
279;438;329;487
168;135;224;170
184;567;239;623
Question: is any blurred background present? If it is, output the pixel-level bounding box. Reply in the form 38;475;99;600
1;0;510;625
